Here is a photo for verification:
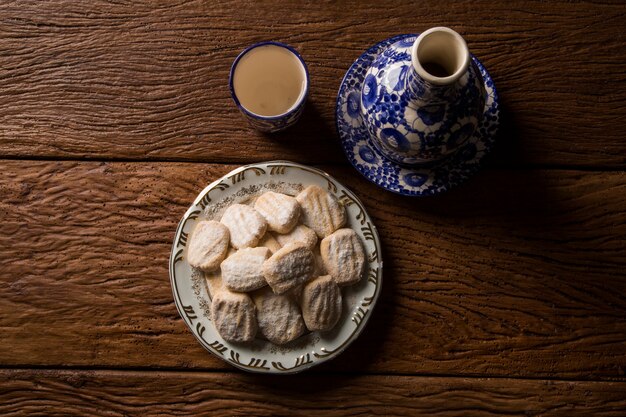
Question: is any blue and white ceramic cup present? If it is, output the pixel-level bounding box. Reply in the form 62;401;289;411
229;42;309;133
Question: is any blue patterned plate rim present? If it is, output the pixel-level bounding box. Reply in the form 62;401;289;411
335;34;500;197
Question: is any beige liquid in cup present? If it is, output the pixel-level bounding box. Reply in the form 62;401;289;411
233;45;306;117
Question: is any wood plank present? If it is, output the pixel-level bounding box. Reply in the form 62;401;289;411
1;370;626;416
0;1;624;166
0;161;625;378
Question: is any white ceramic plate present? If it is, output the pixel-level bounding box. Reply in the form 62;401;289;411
169;161;382;374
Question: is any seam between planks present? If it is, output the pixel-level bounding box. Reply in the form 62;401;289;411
0;155;624;172
1;365;625;383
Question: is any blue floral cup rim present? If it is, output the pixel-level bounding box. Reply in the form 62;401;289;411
229;41;310;121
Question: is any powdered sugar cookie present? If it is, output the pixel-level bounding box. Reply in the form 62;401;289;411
254;191;300;233
301;275;342;332
253;288;306;345
187;221;230;272
274;224;318;250
295;185;346;238
263;242;315;294
211;289;257;343
221;247;270;292
220;204;267;249
320;228;365;286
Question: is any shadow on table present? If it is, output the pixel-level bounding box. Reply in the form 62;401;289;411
412;103;560;223
481;95;528;169
258;99;345;163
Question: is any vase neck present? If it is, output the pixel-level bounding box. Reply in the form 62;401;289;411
406;65;454;100
406;27;470;99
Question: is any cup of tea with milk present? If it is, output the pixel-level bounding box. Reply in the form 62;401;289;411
229;42;309;133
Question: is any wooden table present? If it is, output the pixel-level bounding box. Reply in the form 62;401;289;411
1;1;625;415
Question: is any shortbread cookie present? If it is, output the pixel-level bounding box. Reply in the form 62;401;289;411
220;204;267;249
274;224;318;250
320;228;365;286
258;233;282;254
301;275;342;332
211;289;257;343
263;242;315;294
221;247;270;292
253;288;306;345
254;191;300;233
187;221;230;272
295;185;346;238
204;269;224;297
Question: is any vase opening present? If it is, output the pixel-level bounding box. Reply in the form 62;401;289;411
411;27;469;86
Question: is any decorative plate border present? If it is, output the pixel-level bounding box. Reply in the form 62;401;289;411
169;161;383;374
335;33;500;196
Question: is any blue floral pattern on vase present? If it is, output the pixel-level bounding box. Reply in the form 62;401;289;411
360;37;485;166
361;74;378;109
335;34;500;197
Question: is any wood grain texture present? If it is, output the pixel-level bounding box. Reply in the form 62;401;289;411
0;0;624;166
0;161;624;378
1;370;626;417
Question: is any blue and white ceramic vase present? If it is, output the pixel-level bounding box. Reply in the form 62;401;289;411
361;27;485;165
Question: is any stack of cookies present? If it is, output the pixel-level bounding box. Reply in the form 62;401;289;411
187;185;366;345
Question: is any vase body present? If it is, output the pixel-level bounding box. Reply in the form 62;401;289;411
360;28;485;166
